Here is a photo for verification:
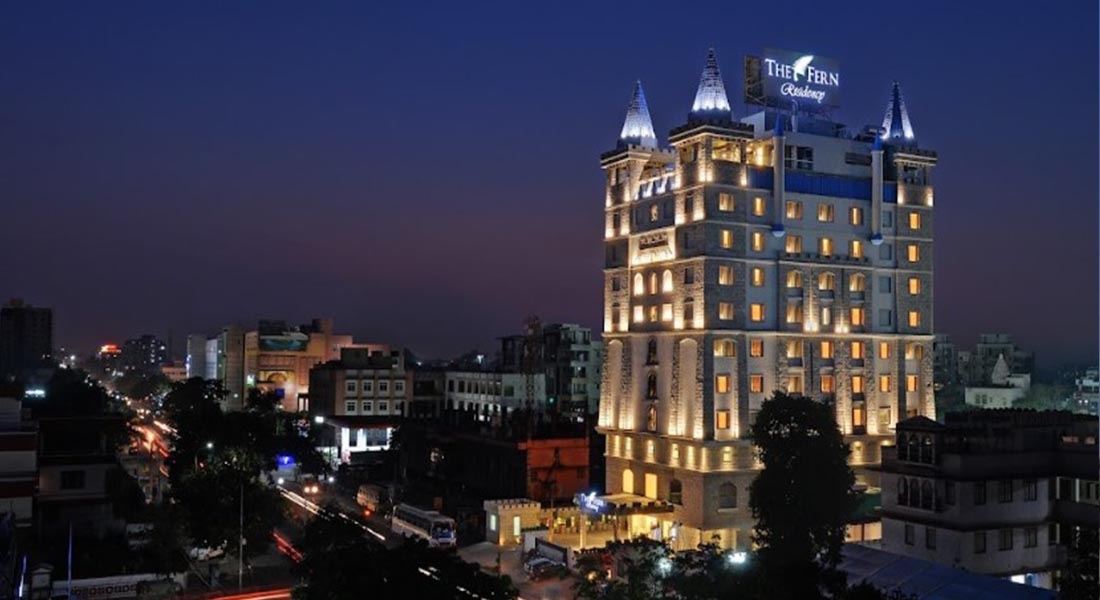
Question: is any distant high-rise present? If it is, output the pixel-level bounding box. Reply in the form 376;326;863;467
0;299;53;381
121;334;168;375
597;51;937;549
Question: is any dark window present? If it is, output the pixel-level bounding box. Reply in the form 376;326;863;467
684;299;694;323
684;269;695;284
1025;527;1037;548
611;277;621;292
669;479;683;505
908;477;919;507
646;373;658;399
897;478;908;506
1024;479;1037;501
920;480;933;510
60;470;85;490
685;197;694;217
646;405;658;432
974;482;987;505
945;481;956;505
646;339;658;364
998;529;1013;551
974;531;986;554
904;523;914;545
718;483;736;509
925;527;936;550
998;480;1013;503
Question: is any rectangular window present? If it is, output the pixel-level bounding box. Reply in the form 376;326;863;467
821;341;834;359
786;342;803;359
719;193;734;211
821;375;835;393
906;375;919;393
879;309;893;327
908;311;921;328
716;409;731;430
786;270;802;288
785;235;802;253
907;244;920;262
661;303;672;322
852;402;866;428
750;304;765;322
345;401;357;413
878;406;891;429
945;481;956;505
749;375;764;393
999;529;1013;551
879;375;892;392
715;340;736;357
908;277;921;295
719;303;734;320
851;342;866;359
883;210;894;227
787;375;803;395
611;277;621;291
909;212;922;230
648;306;659;322
904;524;914;545
850;207;864;225
786;200;803;219
633;306;644;323
716;375;731;394
394;380;405;394
879;342;890;359
721;230;733;249
751;232;765;252
684;269;695;284
378;381;389;393
999;480;1013;503
1024;527;1037;548
852;376;865;394
785;305;803;324
851;307;866;326
925;527;937;550
1024;479;1038;501
378;401;388;413
60;470;86;490
751;268;764;287
819;237;833;256
817;203;835;222
850;240;864;259
974;531;986;554
880;244;893;260
752;197;766;216
975;482;987;505
749;339;764;357
718;265;734;285
345;380;358;394
880;276;893;293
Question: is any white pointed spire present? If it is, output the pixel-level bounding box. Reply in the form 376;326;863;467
991;354;1010;385
691;48;730;114
619;81;657;147
881;81;915;141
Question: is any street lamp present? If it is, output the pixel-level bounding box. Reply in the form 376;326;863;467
206;441;214;450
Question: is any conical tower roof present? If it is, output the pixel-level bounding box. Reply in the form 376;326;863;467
881;81;915;141
619;81;657;147
691;48;731;115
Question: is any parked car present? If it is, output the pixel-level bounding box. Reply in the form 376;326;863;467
523;557;559;581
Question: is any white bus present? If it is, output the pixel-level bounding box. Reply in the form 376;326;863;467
390;503;456;548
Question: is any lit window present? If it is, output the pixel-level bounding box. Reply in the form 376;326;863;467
752;197;766;216
908;277;921;295
751;268;764;287
633;306;644;323
785;235;802;253
749;375;764;393
908;311;920;327
661;303;673;322
906;344;924;360
751;232;765;252
879;375;892;392
650;204;659;222
821;375;835;393
879;342;890;359
851;341;865;360
850;307;866;326
817;203;834;222
852;376;865;394
749;304;765;322
718;265;734;285
909;212;922;230
819;237;833;256
818;272;836;291
716;410;731;430
907;244;920;262
850;240;864;259
721;230;733;249
786;342;803;359
907;375;919;392
662;270;673;292
719;302;734;320
716;375;731;394
749;339;764;357
785;305;803;324
714;340;736;357
633;274;644;296
849;273;866;292
787;376;803;395
786;270;802;288
649;272;658;294
648;306;659;322
719;193;734;211
821;341;834;359
785;200;803;220
850;207;864;225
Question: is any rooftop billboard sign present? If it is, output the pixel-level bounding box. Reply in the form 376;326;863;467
745;49;841;109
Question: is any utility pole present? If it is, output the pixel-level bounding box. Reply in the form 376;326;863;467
238;481;244;590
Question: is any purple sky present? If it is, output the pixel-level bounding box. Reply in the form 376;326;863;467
1;2;1096;366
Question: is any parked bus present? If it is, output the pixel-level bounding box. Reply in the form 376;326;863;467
390;503;456;548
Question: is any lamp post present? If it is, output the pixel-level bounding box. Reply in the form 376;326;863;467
238;481;244;590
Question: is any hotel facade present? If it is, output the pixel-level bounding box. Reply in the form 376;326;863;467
596;49;937;549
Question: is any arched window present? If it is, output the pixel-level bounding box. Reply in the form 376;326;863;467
897;432;908;460
786;270;803;289
669;479;683;505
921;435;934;464
633;274;644;296
818;272;836;291
648;273;659;295
646;339;658;364
906;434;918;463
647;404;658;432
647;372;658;399
898;477;909;505
622;469;634;494
662;270;673;293
849;273;866;292
921;480;934;509
650;204;659;221
908;477;920;507
719;482;737;509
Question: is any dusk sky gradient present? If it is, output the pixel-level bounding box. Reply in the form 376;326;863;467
2;2;1097;366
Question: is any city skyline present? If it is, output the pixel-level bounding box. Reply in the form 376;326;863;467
2;2;1096;366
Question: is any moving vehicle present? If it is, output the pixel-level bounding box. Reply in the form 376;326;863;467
301;474;322;495
390;503;456;548
357;483;389;514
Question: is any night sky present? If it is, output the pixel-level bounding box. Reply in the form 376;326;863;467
2;2;1096;366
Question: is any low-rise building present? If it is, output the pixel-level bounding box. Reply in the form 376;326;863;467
965;354;1030;409
445;371;546;423
1071;367;1098;415
0;386;36;528
879;409;1098;590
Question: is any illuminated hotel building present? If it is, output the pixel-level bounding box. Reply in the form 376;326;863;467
597;49;937;549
